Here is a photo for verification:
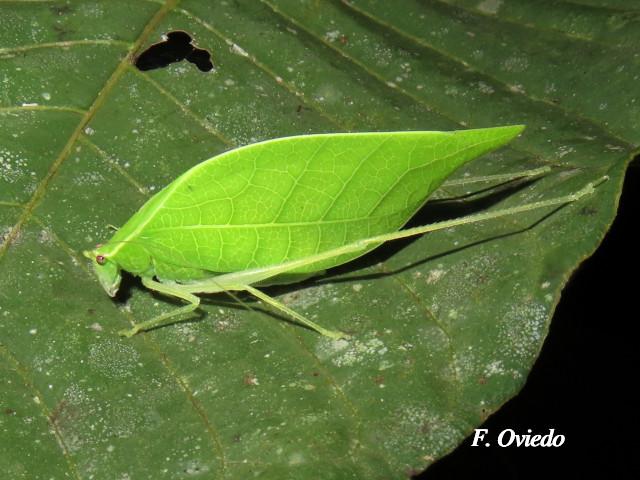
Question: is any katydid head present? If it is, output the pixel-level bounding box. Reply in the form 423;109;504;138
83;249;122;297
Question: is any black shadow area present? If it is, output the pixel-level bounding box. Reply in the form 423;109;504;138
417;160;639;479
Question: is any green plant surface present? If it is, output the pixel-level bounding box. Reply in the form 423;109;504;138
0;1;637;478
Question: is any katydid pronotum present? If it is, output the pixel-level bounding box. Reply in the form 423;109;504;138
83;126;606;339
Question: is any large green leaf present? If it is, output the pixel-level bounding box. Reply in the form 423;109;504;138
0;1;636;478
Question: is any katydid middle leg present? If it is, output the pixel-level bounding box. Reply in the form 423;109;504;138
242;284;349;340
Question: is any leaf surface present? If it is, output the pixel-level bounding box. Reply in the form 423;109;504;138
0;1;636;478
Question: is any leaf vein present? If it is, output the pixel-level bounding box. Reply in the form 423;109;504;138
0;344;82;480
173;6;348;130
0;39;130;56
338;0;633;146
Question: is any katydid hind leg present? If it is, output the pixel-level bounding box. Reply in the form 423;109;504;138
119;277;201;337
442;165;551;187
186;176;606;293
230;177;605;339
357;176;606;249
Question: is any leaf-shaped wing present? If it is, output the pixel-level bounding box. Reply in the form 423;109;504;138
108;126;523;277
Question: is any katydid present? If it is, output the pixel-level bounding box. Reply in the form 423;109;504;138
83;126;604;339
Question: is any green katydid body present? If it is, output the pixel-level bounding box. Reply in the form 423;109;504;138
85;126;525;302
84;124;603;338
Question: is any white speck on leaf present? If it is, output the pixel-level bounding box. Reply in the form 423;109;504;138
502;56;529;73
230;43;249;57
500;302;547;361
324;30;340;42
0;148;28;183
484;360;505;376
426;268;445;284
88;340;140;379
476;81;495;94
316;333;388;367
477;0;503;15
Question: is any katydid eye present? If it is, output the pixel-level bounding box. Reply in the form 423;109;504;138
96;255;106;265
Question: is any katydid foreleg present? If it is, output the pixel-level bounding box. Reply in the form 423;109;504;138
119;277;201;337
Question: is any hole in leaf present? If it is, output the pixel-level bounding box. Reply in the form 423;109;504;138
134;30;214;72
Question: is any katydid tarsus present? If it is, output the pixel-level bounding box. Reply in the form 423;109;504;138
83;126;606;339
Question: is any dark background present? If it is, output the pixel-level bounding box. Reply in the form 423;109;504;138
420;159;639;479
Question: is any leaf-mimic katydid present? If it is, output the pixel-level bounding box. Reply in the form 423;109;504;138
83;126;605;339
